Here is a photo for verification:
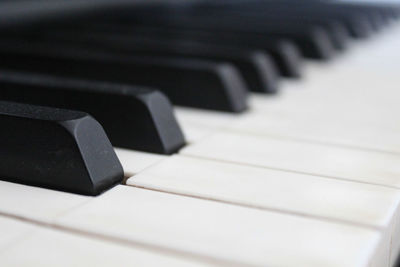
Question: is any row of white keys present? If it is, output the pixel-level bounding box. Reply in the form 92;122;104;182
0;216;207;267
180;131;400;189
176;75;400;154
177;104;400;154
55;185;385;267
127;155;400;228
118;22;400;266
176;24;400;151
126;153;400;265
249;34;400;129
0;180;387;266
1;18;399;267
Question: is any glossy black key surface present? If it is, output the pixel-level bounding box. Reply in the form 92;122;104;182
107;9;349;51
61;25;302;77
0;40;248;113
0;70;185;154
40;32;278;93
175;0;377;37
0;101;124;196
82;19;334;60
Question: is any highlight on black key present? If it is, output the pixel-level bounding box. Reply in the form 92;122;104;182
0;101;124;196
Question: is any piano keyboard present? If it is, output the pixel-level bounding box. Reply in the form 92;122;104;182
1;0;400;266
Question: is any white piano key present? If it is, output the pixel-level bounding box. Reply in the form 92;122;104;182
0;227;209;267
228;111;400;154
127;155;400;229
180;123;216;144
176;90;400;155
248;26;400;126
56;185;384;267
180;132;400;189
175;107;241;130
0;180;91;223
114;148;166;176
0;216;36;252
250;93;400;130
249;73;400;128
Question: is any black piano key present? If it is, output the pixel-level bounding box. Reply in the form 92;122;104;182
85;19;334;60
0;101;124;196
157;1;373;39
0;70;185;154
63;25;302;77
113;8;350;51
0;40;248;112
214;16;351;51
234;2;375;38
323;2;392;31
40;32;279;94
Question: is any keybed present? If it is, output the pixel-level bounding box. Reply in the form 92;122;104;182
0;1;400;266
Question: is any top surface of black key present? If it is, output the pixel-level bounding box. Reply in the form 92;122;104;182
43;25;301;78
0;70;185;154
0;101;124;195
0;39;248;113
88;17;334;59
38;31;279;93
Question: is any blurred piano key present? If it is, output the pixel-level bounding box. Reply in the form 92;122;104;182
0;39;249;112
0;70;186;154
0;101;123;195
56;186;386;267
0;223;210;267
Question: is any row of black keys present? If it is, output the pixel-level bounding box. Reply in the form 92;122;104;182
1;0;399;196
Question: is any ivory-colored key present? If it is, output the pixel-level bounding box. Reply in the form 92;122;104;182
114;148;167;176
0;181;91;223
180;132;400;189
177;91;400;154
228;111;400;154
0;216;36;252
127;155;400;229
56;185;384;267
127;155;400;265
174;25;400;150
0;226;210;267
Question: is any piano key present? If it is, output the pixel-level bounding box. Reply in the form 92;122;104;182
180;132;400;189
323;2;393;31
0;40;248;112
127;155;400;229
108;0;375;40
196;1;375;38
64;25;302;77
179;123;216;144
114;148;166;177
247;60;400;131
173;26;400;153
0;226;209;267
122;8;350;51
189;8;352;50
0;181;90;223
228;111;400;155
55;185;385;267
40;32;279;93
0;216;36;252
84;19;335;60
0;70;185;154
0;101;123;196
263;19;350;51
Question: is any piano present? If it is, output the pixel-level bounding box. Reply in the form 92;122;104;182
0;0;400;266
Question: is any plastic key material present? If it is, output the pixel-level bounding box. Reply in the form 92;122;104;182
0;70;185;154
0;40;248;113
0;101;124;195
